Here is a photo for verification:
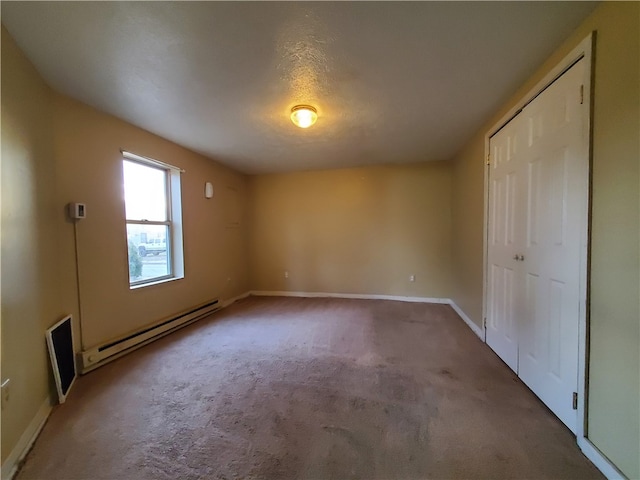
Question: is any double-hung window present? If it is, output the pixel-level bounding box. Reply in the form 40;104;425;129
122;151;184;288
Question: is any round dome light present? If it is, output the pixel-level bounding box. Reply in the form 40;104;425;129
290;105;318;128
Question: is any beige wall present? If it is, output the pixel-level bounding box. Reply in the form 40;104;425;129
54;95;250;349
450;2;639;477
249;163;452;298
3;2;639;476
1;27;250;463
1;28;60;462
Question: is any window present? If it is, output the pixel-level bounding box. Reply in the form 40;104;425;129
122;151;184;287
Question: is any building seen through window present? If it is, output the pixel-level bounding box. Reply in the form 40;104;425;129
123;153;183;286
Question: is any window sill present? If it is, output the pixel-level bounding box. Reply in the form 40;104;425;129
130;275;184;290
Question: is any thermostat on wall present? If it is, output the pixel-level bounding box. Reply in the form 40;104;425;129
68;203;86;220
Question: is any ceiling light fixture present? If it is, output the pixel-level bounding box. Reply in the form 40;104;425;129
290;105;318;128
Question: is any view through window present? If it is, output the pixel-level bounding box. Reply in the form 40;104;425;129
123;158;174;286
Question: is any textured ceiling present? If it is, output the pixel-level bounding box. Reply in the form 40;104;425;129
1;2;597;174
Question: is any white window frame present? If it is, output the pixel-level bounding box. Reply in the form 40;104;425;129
122;151;185;288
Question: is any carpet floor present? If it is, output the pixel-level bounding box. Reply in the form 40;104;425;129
17;296;603;479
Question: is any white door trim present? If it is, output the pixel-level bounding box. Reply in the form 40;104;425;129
482;32;607;475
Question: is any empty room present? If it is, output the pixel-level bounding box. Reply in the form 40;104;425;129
1;2;638;479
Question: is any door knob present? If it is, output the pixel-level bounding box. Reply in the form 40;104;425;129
513;254;520;260
519;254;525;261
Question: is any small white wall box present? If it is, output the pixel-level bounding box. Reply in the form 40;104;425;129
68;203;86;219
46;315;77;403
205;182;214;199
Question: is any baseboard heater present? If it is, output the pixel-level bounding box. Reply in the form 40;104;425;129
80;298;220;373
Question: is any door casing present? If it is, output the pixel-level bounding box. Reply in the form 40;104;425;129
481;33;617;473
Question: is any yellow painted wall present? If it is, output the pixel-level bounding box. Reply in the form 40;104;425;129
53;95;250;349
450;2;639;477
3;2;638;476
1;27;250;463
1;27;60;462
249;163;452;298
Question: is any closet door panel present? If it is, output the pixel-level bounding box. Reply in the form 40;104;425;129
486;120;525;372
517;59;585;433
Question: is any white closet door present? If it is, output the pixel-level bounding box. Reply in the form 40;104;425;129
486;116;526;372
486;59;587;434
517;59;586;433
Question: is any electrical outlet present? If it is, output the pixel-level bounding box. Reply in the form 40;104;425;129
284;271;289;279
1;379;10;409
409;275;416;282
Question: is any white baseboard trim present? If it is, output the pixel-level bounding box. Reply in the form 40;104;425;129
578;437;627;480
448;301;484;339
2;293;253;479
222;291;251;308
249;291;484;339
250;290;450;304
248;290;629;477
1;396;52;480
4;295;615;480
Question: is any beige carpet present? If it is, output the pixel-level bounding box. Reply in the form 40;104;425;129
17;296;603;479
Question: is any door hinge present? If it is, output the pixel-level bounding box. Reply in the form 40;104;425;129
483;317;487;329
486;154;491;166
580;85;584;105
572;392;578;410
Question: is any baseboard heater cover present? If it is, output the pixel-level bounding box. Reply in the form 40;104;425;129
80;298;219;373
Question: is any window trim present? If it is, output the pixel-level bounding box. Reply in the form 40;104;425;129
123;151;185;288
